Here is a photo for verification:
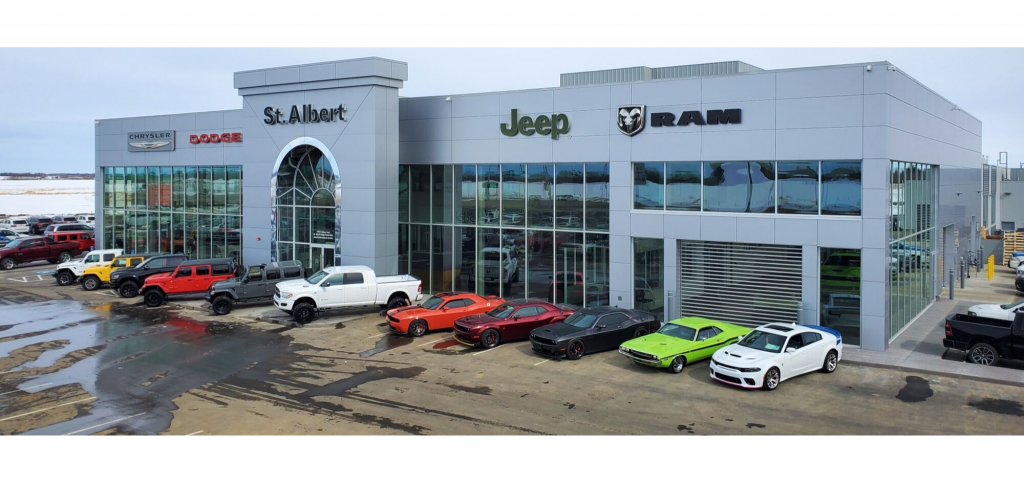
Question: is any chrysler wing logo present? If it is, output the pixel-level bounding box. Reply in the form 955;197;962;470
128;141;171;150
617;105;645;136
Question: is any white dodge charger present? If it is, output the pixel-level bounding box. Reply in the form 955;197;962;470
709;323;843;391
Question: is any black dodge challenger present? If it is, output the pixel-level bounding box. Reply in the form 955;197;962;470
530;306;660;360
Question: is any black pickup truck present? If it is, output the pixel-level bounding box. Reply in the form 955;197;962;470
943;311;1024;366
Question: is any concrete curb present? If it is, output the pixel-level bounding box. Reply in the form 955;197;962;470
842;358;1024;388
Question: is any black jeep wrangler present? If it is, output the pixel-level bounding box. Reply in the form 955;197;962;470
112;253;189;298
206;260;304;315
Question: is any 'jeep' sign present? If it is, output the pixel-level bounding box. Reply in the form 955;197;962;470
500;109;570;140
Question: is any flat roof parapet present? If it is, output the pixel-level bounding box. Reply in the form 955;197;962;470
234;57;408;94
560;61;762;87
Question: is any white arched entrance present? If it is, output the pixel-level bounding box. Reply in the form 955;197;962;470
270;137;342;271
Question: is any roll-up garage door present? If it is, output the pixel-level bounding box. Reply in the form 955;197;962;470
678;240;803;327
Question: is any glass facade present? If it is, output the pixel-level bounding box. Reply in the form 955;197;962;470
398;163;609;305
889;162;936;338
273;145;338;272
634;160;862;216
101;166;242;263
633;238;664;317
820;247;861;346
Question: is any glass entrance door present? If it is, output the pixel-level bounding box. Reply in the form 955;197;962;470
308;245;334;273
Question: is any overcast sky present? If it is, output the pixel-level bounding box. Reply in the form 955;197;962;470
0;48;1020;173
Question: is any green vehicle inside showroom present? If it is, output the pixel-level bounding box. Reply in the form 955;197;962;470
619;317;750;373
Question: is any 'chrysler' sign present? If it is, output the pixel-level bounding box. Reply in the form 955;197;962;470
127;131;176;152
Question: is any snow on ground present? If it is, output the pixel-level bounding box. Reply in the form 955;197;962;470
0;179;95;216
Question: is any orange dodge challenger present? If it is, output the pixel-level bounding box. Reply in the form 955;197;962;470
386;291;504;337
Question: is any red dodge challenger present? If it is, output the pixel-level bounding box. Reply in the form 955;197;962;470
453;299;576;348
387;291;504;337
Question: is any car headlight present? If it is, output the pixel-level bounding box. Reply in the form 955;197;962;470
741;367;762;373
286;292;294;298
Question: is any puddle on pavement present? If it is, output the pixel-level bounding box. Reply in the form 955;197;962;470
967;398;1024;417
0;298;298;435
432;340;462;350
359;333;412;358
895;376;934;403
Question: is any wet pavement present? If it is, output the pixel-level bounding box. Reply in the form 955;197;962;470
2;264;1024;435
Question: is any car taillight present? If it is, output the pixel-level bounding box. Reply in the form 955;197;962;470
945;323;952;337
417;283;421;294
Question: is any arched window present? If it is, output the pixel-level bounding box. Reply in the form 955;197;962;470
273;144;338;271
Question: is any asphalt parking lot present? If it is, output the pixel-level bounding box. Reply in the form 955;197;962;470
1;262;1023;435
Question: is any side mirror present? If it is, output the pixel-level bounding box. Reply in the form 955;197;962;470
323;282;331;287
698;336;707;342
597;324;606;329
513;315;519;321
785;347;797;354
441;307;448;312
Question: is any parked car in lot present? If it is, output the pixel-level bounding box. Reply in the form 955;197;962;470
48;231;95;252
1009;252;1024;270
943;311;1024;366
76;214;95;227
0;218;30;234
481;247;519;286
619;317;750;373
141;258;237;307
43;223;94;238
530;307;660;360
26;215;54;235
110;253;190;297
387;291;503;337
452;299;573;348
80;253;155;290
967;299;1024;321
0;229;21;248
206;261;305;315
53;248;123;286
1017;273;1024;293
0;236;83;270
274;265;423;325
709;323;843;391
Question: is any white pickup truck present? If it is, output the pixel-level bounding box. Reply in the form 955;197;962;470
273;265;422;325
52;248;123;286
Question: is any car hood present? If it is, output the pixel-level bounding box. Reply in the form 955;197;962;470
531;322;586;340
620;333;695;356
455;313;502;327
713;344;778;366
275;279;314;292
968;304;1007;315
145;272;172;284
57;260;84;271
211;279;241;291
387;305;440;319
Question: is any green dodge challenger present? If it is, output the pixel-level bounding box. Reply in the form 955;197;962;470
619;317;750;373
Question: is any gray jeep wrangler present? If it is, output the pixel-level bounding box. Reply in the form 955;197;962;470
206;260;304;315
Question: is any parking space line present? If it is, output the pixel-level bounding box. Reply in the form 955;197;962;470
64;412;146;435
418;337;450;347
186;430;204;436
0;382;52;397
472;345;504;356
0;397;97;422
533;359;551;366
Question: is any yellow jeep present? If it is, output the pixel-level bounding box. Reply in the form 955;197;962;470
80;253;151;291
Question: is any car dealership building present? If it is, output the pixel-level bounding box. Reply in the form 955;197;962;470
94;56;982;351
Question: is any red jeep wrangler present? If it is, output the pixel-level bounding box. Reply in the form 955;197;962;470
141;258;237;308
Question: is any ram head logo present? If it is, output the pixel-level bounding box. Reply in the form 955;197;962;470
128;141;170;150
617;105;645;136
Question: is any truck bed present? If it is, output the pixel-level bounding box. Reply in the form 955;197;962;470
946;313;1013;329
376;274;419;284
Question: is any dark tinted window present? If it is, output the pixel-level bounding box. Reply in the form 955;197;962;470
27;240;44;248
212;264;232;275
129;258;143;266
284;268;302;278
697;327;721;341
103;253;116;261
176;267;193;277
247;267;264;282
514;306;544;317
343;273;364;285
445;299;470;309
600;313;629;327
265;270;281;281
786;333;805;350
323;274;346;286
195;266;210;276
145;258;167;269
803;332;822;344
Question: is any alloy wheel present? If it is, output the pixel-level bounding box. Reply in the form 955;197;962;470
971;347;995;365
569;341;583;359
826;353;838;371
766;369;780;389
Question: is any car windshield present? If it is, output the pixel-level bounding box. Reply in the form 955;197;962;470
658;323;697;341
306;270;328;284
420;296;444;310
3;239;26;248
738;330;787;353
1000;300;1024;310
562;312;598;328
487;305;515;318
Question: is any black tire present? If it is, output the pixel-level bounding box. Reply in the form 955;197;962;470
56;271;74;286
387;295;410;310
1;257;15;270
118;280;139;298
821;350;839;373
143;289;165;308
57;251;72;264
293;302;316;325
634;326;649;338
480;329;500;349
670;356;686;374
968;343;999;366
408;319;427;337
212;295;233;315
762;367;781;391
81;275;100;291
566;339;585;360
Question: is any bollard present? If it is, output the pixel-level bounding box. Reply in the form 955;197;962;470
949;269;955;300
960;259;965;289
988;255;995;281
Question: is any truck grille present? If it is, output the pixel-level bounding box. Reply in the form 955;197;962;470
454;323;472;333
623;348;657;361
712;359;744;372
